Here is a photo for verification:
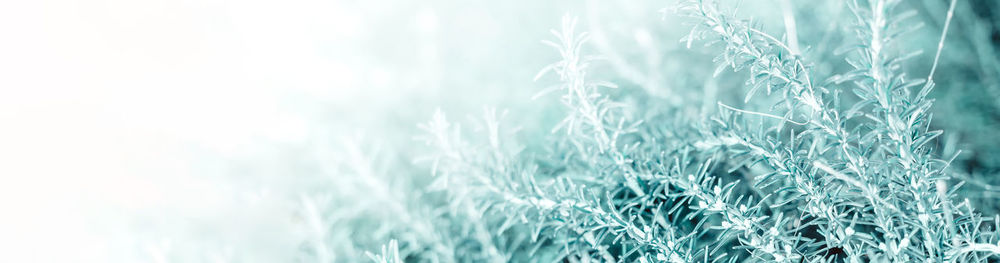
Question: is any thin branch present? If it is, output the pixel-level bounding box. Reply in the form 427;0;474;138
718;102;808;126
926;0;958;83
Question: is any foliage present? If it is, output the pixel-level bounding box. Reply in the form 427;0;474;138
319;0;1000;262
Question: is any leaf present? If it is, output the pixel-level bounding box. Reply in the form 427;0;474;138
591;80;619;89
913;130;942;149
745;83;763;103
846;99;876;118
534;62;561;82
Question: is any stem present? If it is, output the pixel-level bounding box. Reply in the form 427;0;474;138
778;0;801;56
926;0;958;84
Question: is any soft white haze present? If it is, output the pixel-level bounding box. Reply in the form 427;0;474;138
0;0;584;261
0;0;361;261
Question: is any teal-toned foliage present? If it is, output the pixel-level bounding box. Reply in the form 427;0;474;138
332;0;1000;262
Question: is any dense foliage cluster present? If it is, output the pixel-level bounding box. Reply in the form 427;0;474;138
323;0;1000;262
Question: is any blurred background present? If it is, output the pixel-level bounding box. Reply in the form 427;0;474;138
0;0;589;261
1;0;998;262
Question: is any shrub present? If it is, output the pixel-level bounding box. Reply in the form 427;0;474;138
353;0;1000;262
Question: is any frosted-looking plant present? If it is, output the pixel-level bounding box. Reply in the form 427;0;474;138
357;0;1000;262
677;0;1000;261
367;240;404;263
